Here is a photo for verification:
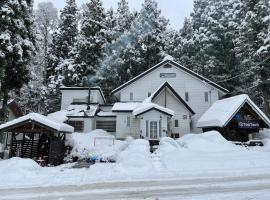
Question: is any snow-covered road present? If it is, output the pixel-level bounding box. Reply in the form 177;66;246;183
1;174;270;200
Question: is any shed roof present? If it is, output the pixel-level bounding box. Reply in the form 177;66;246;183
0;113;74;133
197;94;270;128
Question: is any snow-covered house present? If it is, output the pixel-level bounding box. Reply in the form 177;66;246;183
55;59;230;141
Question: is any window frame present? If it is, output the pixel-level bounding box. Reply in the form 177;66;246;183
175;119;179;127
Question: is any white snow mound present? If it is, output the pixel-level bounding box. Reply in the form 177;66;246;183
0;157;40;171
177;131;239;152
117;139;153;170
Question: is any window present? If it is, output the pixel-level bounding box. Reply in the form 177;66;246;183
146;120;149;137
175;120;179;127
150;121;158;139
160;73;176;78
159;119;162;138
127;116;130;127
68;121;84;132
185;92;189;102
148;92;151;97
204;92;209;102
130;92;133;101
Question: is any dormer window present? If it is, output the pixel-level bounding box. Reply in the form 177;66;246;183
130;92;133;101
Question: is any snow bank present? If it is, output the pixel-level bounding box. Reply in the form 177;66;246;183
157;131;270;173
177;131;239;152
117;139;153;170
67;129;128;161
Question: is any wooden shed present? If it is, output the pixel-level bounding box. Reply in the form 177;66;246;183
0;113;74;165
197;94;270;142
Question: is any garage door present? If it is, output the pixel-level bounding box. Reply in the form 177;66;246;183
96;121;116;133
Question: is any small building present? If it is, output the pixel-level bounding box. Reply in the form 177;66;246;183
53;58;229;141
197;94;270;142
0;113;74;165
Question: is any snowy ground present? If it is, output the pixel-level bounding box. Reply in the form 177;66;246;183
0;130;270;199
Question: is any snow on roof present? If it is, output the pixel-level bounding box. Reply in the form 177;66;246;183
66;104;98;117
133;102;174;116
96;111;116;117
0;113;74;132
197;94;270;128
112;102;142;112
47;110;68;123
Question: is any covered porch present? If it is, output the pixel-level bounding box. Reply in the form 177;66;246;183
0;113;74;165
132;103;174;143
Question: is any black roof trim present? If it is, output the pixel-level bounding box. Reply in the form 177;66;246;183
112;60;229;94
111;110;133;113
151;82;195;115
134;107;173;117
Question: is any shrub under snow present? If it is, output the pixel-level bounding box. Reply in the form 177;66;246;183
66;129;128;161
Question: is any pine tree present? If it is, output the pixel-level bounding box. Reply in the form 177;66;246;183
47;0;78;86
235;0;270;114
73;0;108;86
0;0;35;121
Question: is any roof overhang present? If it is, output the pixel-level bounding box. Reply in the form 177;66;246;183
112;60;229;95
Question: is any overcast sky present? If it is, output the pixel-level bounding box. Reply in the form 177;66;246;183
34;0;194;30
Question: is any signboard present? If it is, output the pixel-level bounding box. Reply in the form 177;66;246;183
238;120;260;129
160;73;176;78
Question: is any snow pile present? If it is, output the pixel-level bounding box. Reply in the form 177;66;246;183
0;158;41;186
178;131;239;152
67;129;128;161
157;131;270;173
117;139;153;171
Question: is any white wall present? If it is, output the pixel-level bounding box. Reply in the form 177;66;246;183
152;89;191;136
116;64;223;133
61;89;105;110
138;110;169;139
115;112;140;139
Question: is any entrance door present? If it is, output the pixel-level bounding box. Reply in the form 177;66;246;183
150;121;158;139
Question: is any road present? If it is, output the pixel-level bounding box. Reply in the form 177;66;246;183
1;174;270;200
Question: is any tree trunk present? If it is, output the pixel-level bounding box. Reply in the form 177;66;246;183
0;91;9;123
261;85;270;116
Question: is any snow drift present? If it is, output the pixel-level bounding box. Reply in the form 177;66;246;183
117;139;153;171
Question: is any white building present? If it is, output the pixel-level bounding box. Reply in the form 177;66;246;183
56;59;229;141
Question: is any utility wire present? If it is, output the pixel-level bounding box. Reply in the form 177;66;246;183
216;55;270;83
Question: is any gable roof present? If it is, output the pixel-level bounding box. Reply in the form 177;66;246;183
150;82;195;115
197;94;270;128
112;59;229;94
132;102;174;117
0;113;74;133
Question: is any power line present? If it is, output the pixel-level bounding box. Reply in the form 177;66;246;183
216;55;270;83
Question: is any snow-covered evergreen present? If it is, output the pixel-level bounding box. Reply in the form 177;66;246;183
0;0;35;120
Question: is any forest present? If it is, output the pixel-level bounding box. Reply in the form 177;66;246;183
0;0;269;121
